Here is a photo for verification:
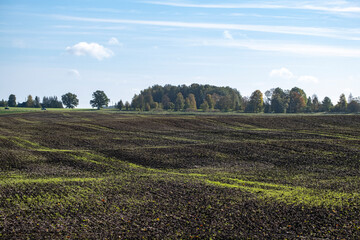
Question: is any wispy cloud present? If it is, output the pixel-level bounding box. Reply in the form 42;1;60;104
223;30;233;40
145;1;360;13
199;39;360;58
108;37;122;46
66;42;114;60
67;69;81;78
53;15;360;40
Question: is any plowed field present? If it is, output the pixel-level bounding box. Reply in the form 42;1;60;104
1;111;359;239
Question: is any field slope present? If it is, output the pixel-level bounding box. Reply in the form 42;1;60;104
0;111;360;239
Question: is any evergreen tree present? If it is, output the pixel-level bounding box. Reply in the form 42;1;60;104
334;94;347;112
312;95;320;112
306;96;312;112
34;96;41;108
0;99;7;107
117;100;124;110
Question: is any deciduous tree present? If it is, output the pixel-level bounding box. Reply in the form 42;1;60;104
321;97;333;112
246;90;264;113
62;92;79;109
175;92;185;111
90;90;109;110
26;95;34;108
8;94;16;107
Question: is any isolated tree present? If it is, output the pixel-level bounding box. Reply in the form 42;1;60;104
117;100;124;110
175;92;185;111
8;94;16;107
26;95;34;108
90;90;109;110
61;92;79;109
321;97;333;112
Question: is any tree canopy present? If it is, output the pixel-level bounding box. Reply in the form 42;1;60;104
90;90;110;110
62;92;79;109
8;94;16;107
131;84;242;112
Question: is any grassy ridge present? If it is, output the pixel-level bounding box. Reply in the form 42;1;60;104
0;111;359;238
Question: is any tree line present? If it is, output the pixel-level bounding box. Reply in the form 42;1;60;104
1;85;359;113
118;84;360;113
128;84;241;112
0;93;79;109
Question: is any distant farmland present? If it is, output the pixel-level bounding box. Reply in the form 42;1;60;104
0;111;359;239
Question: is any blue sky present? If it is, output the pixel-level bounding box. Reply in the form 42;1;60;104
1;0;359;107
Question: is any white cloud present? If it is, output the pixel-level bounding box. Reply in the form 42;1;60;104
67;69;81;78
54;15;360;41
270;68;319;84
66;42;114;60
223;30;233;40
197;39;360;57
298;75;319;83
270;67;294;79
108;37;122;46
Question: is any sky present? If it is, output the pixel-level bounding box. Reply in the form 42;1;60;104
0;0;359;108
